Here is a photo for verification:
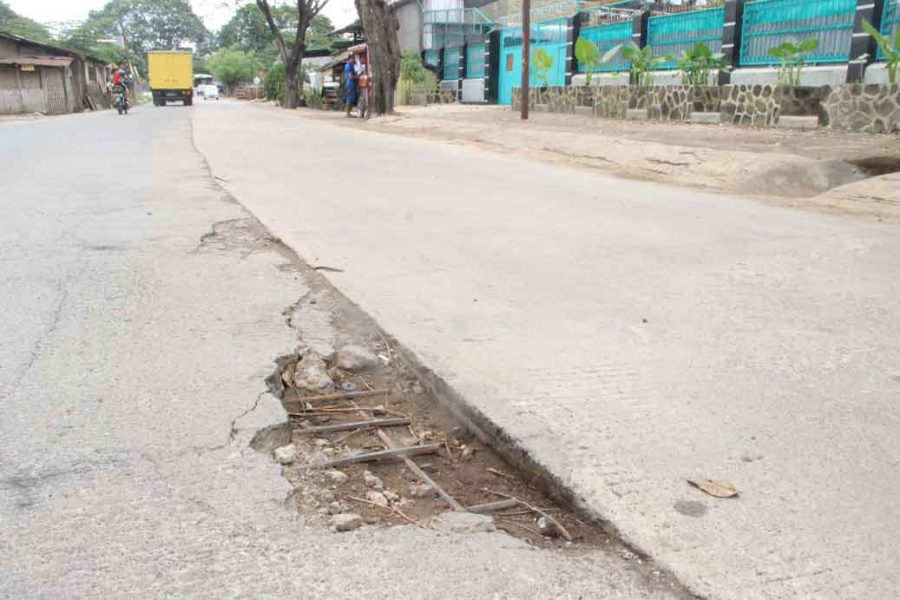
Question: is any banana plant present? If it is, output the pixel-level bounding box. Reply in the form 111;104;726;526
574;37;623;85
676;42;729;86
621;42;670;86
531;47;554;86
862;19;899;84
768;38;818;86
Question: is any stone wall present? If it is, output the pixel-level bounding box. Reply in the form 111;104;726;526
823;84;900;134
513;83;900;133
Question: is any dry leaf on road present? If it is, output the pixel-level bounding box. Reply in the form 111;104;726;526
686;477;739;498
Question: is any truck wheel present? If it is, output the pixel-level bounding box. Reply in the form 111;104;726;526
184;98;193;106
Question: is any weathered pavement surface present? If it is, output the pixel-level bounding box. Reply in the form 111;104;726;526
0;107;675;598
194;101;900;599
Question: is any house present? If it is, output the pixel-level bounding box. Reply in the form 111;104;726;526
0;32;111;115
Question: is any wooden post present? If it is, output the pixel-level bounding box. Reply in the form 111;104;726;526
847;0;886;83
521;0;531;120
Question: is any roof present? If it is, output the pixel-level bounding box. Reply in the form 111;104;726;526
316;51;351;73
332;20;363;36
0;54;74;67
0;31;84;59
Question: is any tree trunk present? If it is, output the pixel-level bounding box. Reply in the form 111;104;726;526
355;0;401;115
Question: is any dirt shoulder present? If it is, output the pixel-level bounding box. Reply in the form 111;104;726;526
292;102;900;223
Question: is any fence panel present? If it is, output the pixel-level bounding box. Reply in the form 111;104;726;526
466;43;485;78
879;0;899;60
443;47;460;79
648;7;725;69
739;0;856;66
577;20;633;72
424;49;440;68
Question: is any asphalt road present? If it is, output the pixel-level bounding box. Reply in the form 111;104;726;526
193;101;900;599
0;106;672;598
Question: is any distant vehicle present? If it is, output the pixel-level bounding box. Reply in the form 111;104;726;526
202;84;219;100
147;50;193;107
194;86;205;98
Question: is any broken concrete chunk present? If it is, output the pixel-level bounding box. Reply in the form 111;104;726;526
333;344;379;372
433;511;496;534
330;513;364;532
326;469;349;484
365;490;389;507
293;355;334;392
274;443;298;465
409;483;435;499
363;470;384;490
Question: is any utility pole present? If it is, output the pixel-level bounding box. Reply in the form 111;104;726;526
521;0;530;120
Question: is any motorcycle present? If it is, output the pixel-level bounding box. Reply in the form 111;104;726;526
112;82;129;115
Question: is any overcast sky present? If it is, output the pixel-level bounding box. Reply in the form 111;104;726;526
7;0;358;32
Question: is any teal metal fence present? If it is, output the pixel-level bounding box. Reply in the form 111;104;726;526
577;20;632;72
648;7;725;70
443;47;461;79
739;0;856;66
466;43;486;78
879;0;899;60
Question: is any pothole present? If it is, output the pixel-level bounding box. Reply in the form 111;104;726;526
202;213;692;595
847;155;900;178
255;253;693;598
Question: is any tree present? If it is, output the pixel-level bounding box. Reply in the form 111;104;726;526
0;1;54;42
209;48;255;90
354;0;401;114
254;0;329;109
219;4;332;70
61;0;208;77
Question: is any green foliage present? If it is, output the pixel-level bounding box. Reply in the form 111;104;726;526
400;50;428;84
217;4;333;66
531;47;553;86
0;1;53;42
303;87;322;109
767;38;818;86
622;43;669;86
264;62;285;102
574;37;622;85
209;48;255;89
862;19;899;84
60;0;209;77
676;42;729;86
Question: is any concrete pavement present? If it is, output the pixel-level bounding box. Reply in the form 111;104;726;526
0;106;674;598
194;101;900;599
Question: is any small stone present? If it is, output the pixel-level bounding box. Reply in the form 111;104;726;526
330;513;364;531
418;462;437;473
383;490;400;503
326;469;349;484
434;511;496;533
460;446;476;461
332;344;379;372
409;483;435;499
363;470;384;490
293;355;334;392
412;382;425;395
365;490;389;507
273;444;298;465
314;438;330;448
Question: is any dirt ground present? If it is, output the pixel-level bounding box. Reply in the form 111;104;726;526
292;102;900;223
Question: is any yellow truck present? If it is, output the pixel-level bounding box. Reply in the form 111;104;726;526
147;50;194;106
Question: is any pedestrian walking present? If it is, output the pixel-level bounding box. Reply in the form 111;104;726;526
344;56;358;117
